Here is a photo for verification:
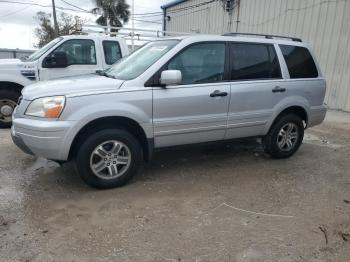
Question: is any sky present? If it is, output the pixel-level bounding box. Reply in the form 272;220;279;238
0;0;169;50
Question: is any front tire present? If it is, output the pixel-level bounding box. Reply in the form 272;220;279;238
0;89;20;128
263;114;304;159
76;129;142;189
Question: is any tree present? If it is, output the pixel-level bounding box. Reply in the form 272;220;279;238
34;12;84;48
91;0;130;30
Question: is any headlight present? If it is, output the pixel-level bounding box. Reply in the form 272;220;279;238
25;96;65;118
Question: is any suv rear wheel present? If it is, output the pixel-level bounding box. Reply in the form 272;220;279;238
0;89;20;128
76;129;142;189
263;114;304;158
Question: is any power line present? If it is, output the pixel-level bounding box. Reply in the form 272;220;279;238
131;18;162;24
59;0;91;13
0;0;91;13
0;1;37;18
131;0;219;16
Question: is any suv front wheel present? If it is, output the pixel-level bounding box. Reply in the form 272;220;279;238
76;129;142;189
263;114;304;158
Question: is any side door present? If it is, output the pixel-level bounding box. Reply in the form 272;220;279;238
101;40;123;70
226;42;286;139
152;42;231;148
39;39;100;80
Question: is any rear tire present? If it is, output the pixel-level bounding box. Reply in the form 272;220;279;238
75;129;142;189
263;114;304;159
0;89;20;128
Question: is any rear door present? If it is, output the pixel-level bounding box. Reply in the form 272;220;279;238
152;42;231;148
39;39;100;80
226;42;286;139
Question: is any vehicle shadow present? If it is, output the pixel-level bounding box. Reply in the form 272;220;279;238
22;138;265;192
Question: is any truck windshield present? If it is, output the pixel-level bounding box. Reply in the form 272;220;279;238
25;37;63;62
106;39;179;80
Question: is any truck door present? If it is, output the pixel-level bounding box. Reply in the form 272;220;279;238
38;39;101;80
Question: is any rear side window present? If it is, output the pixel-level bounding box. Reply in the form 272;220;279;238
103;41;122;65
230;43;281;81
279;45;318;78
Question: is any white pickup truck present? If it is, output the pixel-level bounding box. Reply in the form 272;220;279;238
0;34;129;127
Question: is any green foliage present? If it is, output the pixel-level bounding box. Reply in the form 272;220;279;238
34;12;84;48
91;0;130;29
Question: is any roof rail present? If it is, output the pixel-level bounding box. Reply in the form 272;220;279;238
222;32;302;42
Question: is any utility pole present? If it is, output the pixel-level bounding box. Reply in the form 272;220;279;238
131;0;135;51
235;0;240;32
52;0;59;37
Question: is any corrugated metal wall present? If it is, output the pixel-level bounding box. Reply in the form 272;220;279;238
164;0;350;111
0;49;34;59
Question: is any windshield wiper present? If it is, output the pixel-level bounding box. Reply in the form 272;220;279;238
95;70;115;79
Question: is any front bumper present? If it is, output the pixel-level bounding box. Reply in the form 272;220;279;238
11;117;75;161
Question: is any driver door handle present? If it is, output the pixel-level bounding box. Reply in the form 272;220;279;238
272;86;286;93
210;90;228;97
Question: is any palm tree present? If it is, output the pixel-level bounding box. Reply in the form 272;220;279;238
92;0;130;31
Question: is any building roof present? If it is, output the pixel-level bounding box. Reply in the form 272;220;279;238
161;0;188;9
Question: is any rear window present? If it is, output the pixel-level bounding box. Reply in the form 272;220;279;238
279;45;318;78
230;43;281;81
103;41;122;65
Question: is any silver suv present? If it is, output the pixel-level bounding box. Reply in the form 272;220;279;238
11;34;327;189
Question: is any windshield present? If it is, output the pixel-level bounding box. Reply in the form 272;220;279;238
106;40;179;80
25;37;63;62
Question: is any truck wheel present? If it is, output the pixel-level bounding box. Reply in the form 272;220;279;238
0;89;20;128
75;129;142;189
263;114;304;159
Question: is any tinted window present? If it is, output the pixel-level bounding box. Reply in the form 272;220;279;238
280;45;318;78
167;42;225;84
103;41;122;65
51;39;96;66
230;43;281;80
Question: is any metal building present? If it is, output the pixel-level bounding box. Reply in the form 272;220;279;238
0;48;34;59
161;0;350;111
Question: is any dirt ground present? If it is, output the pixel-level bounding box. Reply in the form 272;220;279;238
1;110;350;262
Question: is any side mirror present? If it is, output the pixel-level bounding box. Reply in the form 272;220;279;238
160;70;182;86
43;51;68;68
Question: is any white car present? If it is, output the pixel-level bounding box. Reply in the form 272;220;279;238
0;35;129;127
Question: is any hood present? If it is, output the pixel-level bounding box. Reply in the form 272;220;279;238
22;74;124;100
0;58;22;69
0;58;36;70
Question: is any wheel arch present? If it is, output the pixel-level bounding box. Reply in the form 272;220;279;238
0;81;24;94
68;116;153;162
266;105;309;134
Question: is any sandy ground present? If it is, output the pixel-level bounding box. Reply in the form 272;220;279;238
0;110;350;262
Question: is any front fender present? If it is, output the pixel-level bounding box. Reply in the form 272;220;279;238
59;91;153;156
0;74;32;88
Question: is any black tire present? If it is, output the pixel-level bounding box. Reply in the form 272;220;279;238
75;129;142;189
263;114;304;159
0;89;20;128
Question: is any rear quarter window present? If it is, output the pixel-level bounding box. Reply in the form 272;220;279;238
279;45;318;78
103;41;122;65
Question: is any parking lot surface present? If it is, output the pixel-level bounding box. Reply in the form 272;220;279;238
1;110;350;262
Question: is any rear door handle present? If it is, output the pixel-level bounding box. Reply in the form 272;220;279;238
272;86;286;93
210;90;228;97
